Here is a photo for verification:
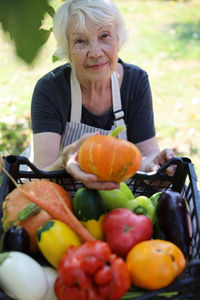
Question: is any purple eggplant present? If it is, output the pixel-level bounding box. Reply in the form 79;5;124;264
155;191;192;258
2;226;30;254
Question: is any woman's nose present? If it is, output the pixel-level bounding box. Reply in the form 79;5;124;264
88;40;103;58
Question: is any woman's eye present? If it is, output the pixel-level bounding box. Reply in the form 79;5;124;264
101;33;109;39
75;39;85;44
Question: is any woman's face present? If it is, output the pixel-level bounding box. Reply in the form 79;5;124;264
67;17;119;84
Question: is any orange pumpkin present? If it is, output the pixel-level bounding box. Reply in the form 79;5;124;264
2;179;72;253
126;239;186;290
78;129;142;182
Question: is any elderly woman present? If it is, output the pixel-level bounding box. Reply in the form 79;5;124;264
31;0;174;190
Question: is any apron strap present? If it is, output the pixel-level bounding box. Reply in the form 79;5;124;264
70;65;82;122
111;72;127;140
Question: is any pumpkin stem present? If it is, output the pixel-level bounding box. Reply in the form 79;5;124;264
18;203;42;221
109;125;126;138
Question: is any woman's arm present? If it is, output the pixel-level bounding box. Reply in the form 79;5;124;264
33;132;63;170
136;136;175;176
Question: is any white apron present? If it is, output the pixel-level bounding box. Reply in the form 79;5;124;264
60;66;127;151
21;66;127;168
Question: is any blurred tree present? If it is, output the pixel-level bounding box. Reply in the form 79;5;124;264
0;0;55;64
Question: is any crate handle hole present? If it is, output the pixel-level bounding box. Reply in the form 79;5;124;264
5;155;18;164
182;157;191;163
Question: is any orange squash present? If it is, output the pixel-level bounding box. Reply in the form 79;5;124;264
78;127;142;182
126;239;186;290
2;179;73;253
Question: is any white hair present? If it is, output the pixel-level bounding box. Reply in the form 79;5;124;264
53;0;128;60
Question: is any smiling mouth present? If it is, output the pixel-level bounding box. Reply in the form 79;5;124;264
88;62;107;69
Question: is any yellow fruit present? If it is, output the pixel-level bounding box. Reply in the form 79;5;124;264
126;239;186;290
36;219;82;268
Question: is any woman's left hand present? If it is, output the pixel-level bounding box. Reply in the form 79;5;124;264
146;148;176;176
136;137;176;176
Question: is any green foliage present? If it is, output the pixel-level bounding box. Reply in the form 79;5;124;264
0;120;31;186
0;122;31;156
119;0;200;61
0;0;55;64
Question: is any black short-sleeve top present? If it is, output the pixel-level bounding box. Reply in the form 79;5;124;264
31;58;156;144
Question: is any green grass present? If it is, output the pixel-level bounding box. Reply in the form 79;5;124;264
0;0;200;187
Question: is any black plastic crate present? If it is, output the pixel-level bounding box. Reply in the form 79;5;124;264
0;155;200;300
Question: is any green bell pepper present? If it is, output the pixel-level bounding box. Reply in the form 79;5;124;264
149;192;162;207
125;196;156;224
98;182;134;212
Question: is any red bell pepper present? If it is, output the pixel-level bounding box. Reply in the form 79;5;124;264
54;240;131;300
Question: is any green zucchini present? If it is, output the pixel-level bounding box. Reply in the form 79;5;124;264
73;188;106;240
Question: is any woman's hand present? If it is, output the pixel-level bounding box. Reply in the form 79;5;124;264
62;133;120;190
144;148;176;176
136;137;176;176
152;148;175;176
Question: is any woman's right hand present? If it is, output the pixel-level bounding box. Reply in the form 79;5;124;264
62;133;120;190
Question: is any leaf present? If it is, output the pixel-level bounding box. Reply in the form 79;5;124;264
121;286;178;299
15;28;52;64
46;4;55;17
0;0;54;64
52;54;59;63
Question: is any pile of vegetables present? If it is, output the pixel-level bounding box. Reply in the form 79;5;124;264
1;179;74;252
0;131;193;300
